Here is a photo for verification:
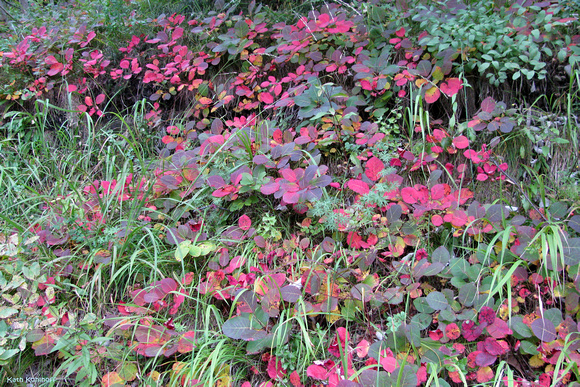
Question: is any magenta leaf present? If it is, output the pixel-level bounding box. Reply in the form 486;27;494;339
365;156;384;181
207;175;225;188
481;97;496;113
478;307;496;325
401;187;417;204
462;320;483;341
483;337;509;356
260;180;280;195
280;285;301;302
475;351;497;367
440;78;463;96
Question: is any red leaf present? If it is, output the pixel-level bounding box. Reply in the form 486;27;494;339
431;184;446;200
431;214;444;226
380;356;397;372
307;364;329;380
346;232;365;249
365;156;384;181
161;135;175;144
260;180;280;195
464;149;482;163
267;356;287;380
452;135;470;149
85;96;93;106
48;62;64;76
450;210;468;227
280;168;297;182
169;291;186;315
283;190;300;204
226;255;245;274
486;318;512;339
445;323;461;340
347;179;369;195
440;78;463;96
424;86;440;104
45;55;59;65
417;365;427;384
336;327;350;354
238;215;252;231
289;370;302;387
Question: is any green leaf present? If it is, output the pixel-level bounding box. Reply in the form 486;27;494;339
426;291;449;310
519;340;539;355
458;283;477;306
439;309;456;322
0;349;19;360
0;307;18;319
222;316;266;341
222;316;251;339
414;297;434;313
175;240;191;261
119;363;138;381
510;316;532;338
410;313;432;330
432;246;450;264
563;238;580;266
189;245;202;257
234;20;249;38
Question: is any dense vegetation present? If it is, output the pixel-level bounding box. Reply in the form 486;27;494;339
0;0;579;386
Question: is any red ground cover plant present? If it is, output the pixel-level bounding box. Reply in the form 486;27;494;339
1;0;580;386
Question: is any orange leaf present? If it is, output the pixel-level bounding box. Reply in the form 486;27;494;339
101;372;125;387
424;86;440;104
476;367;493;384
198;97;212;105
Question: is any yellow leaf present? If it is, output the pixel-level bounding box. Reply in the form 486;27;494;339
415;79;428;88
326;306;341;323
529;354;545;368
215;364;231;387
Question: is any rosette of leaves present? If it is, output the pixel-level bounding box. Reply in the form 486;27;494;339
294;77;348;121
